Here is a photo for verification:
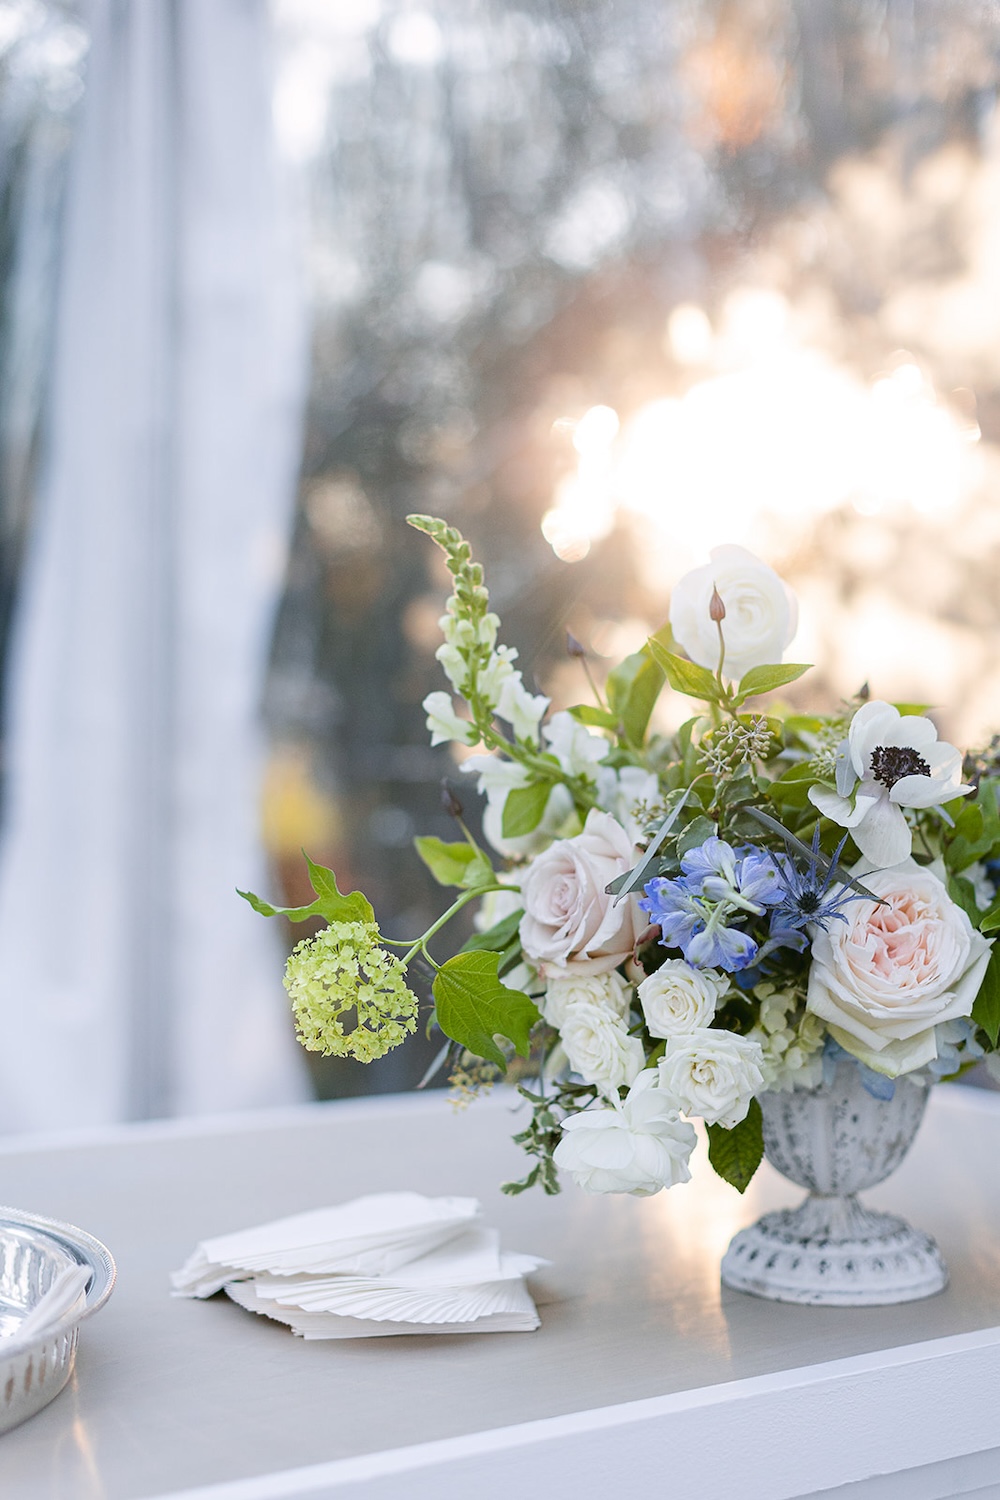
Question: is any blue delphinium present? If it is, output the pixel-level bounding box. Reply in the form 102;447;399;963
640;836;785;973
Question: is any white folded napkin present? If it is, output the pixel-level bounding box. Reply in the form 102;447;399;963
172;1194;544;1338
171;1192;481;1298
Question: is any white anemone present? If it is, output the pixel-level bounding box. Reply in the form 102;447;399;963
808;700;971;867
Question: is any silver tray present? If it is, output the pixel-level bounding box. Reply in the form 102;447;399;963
0;1206;116;1434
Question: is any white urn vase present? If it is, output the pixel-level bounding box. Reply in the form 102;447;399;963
720;1060;948;1306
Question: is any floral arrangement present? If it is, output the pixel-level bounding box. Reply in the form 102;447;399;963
245;516;1000;1198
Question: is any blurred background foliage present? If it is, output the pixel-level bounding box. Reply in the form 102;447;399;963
6;0;1000;1096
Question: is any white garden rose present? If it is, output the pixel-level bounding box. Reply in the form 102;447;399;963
806;860;993;1077
543;969;630;1029
554;1070;696;1195
669;544;798;682
559;1002;644;1095
658;1027;765;1128
637;961;729;1039
519;809;643;974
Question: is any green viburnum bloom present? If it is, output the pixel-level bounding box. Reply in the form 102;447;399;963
283;921;419;1062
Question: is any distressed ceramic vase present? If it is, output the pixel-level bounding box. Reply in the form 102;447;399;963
720;1061;948;1306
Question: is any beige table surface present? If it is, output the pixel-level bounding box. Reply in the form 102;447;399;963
0;1084;999;1499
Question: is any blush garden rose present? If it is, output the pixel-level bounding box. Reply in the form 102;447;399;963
519;808;642;975
806;861;993;1077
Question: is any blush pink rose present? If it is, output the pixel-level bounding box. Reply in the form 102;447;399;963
519;809;642;975
806;860;993;1076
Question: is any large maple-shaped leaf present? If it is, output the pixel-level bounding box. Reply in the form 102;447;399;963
432;951;540;1069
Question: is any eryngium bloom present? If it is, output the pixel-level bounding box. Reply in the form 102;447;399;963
284;922;419;1062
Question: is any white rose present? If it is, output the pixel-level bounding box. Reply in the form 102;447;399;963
658;1027;764;1128
669;544;798;682
560;1002;644;1094
806;860;993;1077
519;809;643;974
554;1070;697;1195
638;961;729;1039
543;969;630;1029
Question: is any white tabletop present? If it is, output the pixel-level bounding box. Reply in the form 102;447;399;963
1;1085;1000;1500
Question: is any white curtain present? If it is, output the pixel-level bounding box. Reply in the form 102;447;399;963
0;0;311;1130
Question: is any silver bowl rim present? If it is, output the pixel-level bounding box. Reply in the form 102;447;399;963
0;1205;116;1351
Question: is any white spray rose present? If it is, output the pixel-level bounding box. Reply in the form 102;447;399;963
638;961;729;1039
543;969;630;1029
519;809;643;974
554;1070;697;1195
559;1002;644;1094
806;860;993;1077
658;1027;765;1128
669;544;798;682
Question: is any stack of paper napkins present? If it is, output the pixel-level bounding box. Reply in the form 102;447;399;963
171;1192;544;1338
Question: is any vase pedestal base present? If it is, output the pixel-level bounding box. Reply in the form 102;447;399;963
720;1192;948;1307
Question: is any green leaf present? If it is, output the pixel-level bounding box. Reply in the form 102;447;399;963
414;836;493;890
239;855;374;926
237;889;326;923
948;875;981;926
706;1099;764;1194
501;781;552;839
972;944;1000;1047
676;815;716;858
892;701;932;717
947;780;1000;872
432;951;540;1069
646;638;724;703
604;787;692;898
605;648;665;747
460;907;524;954
735;662;811;700
304;854;376;924
980;894;1000;934
567;704;618;729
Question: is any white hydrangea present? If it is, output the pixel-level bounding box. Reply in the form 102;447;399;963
745;983;825;1092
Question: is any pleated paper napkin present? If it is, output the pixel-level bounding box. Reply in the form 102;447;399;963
172;1193;544;1337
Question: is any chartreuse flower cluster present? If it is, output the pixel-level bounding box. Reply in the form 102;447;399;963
245;522;1000;1203
284;922;419;1062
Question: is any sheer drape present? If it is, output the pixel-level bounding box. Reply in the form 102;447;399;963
0;0;310;1129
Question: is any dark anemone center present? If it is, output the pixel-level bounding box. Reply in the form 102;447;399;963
869;744;931;789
